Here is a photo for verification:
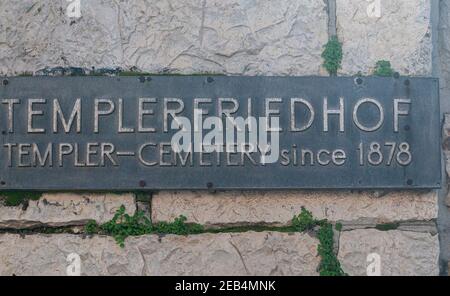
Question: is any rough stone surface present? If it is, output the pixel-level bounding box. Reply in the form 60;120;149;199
0;232;320;276
439;2;450;272
0;193;136;229
444;114;450;207
336;0;432;76
338;229;440;276
444;114;450;160
0;0;328;76
339;221;438;235
440;0;450;112
396;222;438;235
447;184;450;209
152;191;438;227
0;0;444;277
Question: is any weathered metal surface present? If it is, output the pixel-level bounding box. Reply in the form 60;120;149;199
0;76;441;190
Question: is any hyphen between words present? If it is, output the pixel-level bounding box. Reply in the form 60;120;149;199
1;97;412;167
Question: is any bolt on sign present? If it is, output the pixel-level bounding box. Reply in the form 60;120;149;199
0;76;441;190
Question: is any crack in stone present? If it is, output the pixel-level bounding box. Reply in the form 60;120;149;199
228;239;250;275
199;0;207;47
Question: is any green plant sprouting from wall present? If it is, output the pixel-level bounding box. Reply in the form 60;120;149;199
292;206;316;231
322;36;343;76
85;205;205;248
375;222;400;231
293;208;346;276
85;206;346;276
0;192;42;207
317;223;344;276
373;60;395;77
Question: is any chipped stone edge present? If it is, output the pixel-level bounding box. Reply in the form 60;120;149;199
0;193;141;230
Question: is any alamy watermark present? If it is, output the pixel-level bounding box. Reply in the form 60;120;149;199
366;253;381;276
66;253;81;276
66;0;81;19
366;0;381;18
170;110;280;164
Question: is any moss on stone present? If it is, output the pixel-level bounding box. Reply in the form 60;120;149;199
373;60;395;77
375;222;400;231
1;191;42;207
83;205;346;276
322;36;343;76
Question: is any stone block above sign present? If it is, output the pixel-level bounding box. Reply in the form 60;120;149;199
336;0;432;76
0;0;328;76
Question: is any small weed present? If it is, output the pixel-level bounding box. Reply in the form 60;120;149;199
84;206;346;276
85;206;203;248
291;208;346;276
153;216;204;236
1;192;42;207
373;60;395;77
85;220;100;235
100;205;153;248
375;222;400;231
317;223;346;276
322;36;343;76
292;207;316;232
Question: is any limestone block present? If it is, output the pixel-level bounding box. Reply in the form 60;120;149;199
0;0;328;76
338;229;439;276
0;232;320;276
152;191;438;227
0;193;136;229
336;0;432;76
439;0;450;105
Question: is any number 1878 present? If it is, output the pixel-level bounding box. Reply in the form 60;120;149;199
357;142;412;166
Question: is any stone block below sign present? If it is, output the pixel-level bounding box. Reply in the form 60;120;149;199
0;232;320;276
0;193;136;229
151;191;438;227
338;229;439;276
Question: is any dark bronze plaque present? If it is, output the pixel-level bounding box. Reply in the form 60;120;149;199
0;76;441;190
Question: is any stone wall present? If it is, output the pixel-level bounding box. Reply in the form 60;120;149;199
0;0;446;276
439;0;450;275
0;0;328;76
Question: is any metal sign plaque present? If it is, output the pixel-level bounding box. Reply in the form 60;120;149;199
0;76;441;190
